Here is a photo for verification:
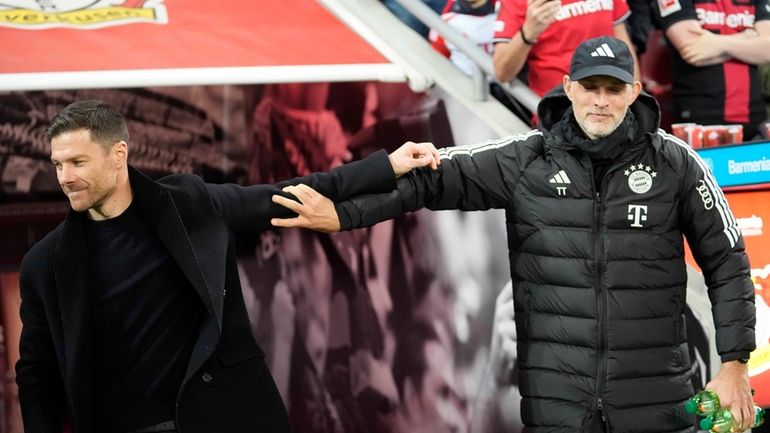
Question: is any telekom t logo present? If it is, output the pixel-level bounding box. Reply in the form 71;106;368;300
627;205;648;228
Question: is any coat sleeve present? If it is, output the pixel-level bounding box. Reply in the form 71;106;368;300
675;140;755;363
16;255;67;433
204;149;396;232
336;135;532;230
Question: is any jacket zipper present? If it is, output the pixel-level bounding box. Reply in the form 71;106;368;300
584;140;647;430
589;159;609;430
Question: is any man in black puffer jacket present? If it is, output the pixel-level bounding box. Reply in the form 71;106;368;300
273;36;757;433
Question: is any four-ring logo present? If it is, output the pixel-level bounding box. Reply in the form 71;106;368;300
696;179;714;210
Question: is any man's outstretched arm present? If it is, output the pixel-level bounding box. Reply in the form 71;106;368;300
205;141;440;232
272;134;534;231
270;141;443;231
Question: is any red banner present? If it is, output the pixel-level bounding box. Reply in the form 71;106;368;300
0;0;387;74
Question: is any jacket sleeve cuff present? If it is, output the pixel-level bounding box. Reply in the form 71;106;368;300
720;350;751;364
334;202;360;231
367;149;397;188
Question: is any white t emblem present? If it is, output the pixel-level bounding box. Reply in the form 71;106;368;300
628;204;648;228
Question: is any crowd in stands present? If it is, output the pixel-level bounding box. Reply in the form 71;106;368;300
385;0;770;142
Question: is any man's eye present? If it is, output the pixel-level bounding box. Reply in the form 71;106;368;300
74;161;84;166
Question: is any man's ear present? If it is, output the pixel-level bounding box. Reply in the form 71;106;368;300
563;75;573;101
112;141;128;165
629;81;643;103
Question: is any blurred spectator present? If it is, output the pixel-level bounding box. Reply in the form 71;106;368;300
492;0;640;97
429;0;532;122
390;320;469;433
761;63;770;118
429;0;498;76
470;282;523;433
281;229;350;433
624;0;653;55
653;0;770;139
248;83;351;184
384;0;447;38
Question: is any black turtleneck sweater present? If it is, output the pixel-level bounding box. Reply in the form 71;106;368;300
85;203;204;432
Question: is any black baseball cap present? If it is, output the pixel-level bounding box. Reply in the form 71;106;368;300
569;36;634;84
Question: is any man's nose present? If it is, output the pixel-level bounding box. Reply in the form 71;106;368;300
594;90;610;106
58;166;75;184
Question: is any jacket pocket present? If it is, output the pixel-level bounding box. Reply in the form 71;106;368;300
218;342;266;367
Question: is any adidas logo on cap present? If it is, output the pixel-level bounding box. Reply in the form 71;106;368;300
569;36;634;84
590;43;616;58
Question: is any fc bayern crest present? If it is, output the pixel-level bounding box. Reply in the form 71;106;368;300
624;163;657;194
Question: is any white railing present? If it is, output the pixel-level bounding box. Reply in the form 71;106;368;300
392;0;541;112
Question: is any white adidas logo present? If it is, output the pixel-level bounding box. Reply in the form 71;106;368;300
549;170;571;196
590;43;615;58
549;170;571;184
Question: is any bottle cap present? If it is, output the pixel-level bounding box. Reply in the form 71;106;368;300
700;417;714;431
685;400;698;414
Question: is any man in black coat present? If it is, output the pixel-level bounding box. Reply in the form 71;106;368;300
273;37;757;433
16;100;439;433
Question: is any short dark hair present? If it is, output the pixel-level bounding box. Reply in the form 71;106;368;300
46;100;129;152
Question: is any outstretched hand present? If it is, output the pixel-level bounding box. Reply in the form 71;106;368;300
271;184;341;233
389;141;441;178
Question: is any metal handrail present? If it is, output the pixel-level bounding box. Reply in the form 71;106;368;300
392;0;541;112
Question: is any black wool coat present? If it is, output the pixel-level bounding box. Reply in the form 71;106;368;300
16;150;396;433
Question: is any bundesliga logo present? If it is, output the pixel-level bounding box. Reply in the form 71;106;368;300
0;0;167;29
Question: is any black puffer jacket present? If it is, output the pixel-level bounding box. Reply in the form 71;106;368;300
337;89;755;433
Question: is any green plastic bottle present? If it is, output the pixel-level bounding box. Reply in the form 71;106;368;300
699;406;766;432
685;390;721;417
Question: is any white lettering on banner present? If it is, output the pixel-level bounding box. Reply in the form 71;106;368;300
737;214;764;237
728;157;770;174
627;204;648;228
696;8;755;28
556;0;613;21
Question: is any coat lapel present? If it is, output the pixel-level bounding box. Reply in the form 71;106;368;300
128;167;226;383
128;167;221;327
53;210;93;432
